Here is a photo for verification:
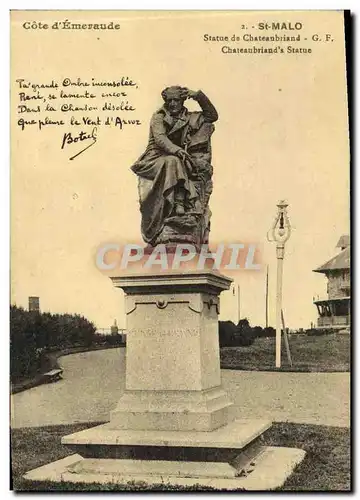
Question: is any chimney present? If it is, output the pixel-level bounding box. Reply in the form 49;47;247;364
28;296;40;313
111;319;119;335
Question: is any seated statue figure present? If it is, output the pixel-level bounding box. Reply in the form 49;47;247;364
131;86;218;247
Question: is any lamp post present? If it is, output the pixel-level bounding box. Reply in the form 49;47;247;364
232;283;241;324
267;200;292;368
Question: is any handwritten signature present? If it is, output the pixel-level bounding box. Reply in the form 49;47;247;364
61;127;97;160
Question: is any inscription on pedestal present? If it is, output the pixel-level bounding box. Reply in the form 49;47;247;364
131;327;198;337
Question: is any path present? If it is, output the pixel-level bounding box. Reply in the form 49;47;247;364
11;348;350;429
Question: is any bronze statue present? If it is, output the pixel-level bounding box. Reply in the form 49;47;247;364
131;86;218;248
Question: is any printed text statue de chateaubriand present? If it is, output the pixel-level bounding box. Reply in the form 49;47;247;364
131;86;218;248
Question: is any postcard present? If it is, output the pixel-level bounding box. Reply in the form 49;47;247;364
10;10;350;492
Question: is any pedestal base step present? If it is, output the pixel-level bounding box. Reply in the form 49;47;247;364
68;457;238;478
109;387;232;432
61;419;271;451
23;446;306;491
23;419;306;490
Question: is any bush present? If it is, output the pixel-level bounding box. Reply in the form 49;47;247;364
218;319;255;347
252;326;264;338
305;328;337;336
92;333;125;347
234;319;255;346
218;319;278;347
218;321;236;347
248;325;276;338
263;326;276;338
10;305;96;382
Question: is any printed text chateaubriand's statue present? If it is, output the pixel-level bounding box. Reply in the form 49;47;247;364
131;86;218;248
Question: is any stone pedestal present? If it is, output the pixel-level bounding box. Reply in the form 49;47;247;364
109;271;233;432
23;269;306;490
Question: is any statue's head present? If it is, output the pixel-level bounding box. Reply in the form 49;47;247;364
161;86;188;116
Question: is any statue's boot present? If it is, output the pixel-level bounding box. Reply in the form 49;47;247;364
174;186;186;216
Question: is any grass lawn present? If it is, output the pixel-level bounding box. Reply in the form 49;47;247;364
220;334;350;372
11;421;350;492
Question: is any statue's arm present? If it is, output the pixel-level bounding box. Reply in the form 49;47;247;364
193;90;218;123
150;113;182;155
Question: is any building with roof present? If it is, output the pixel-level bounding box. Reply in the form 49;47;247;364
313;235;350;330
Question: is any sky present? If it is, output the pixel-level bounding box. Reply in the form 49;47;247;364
11;10;350;330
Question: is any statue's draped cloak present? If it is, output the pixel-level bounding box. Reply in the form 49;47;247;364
131;91;218;244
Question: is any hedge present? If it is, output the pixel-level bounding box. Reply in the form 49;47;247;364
10;305;96;382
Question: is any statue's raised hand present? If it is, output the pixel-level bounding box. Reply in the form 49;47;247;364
181;88;198;100
188;90;199;99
